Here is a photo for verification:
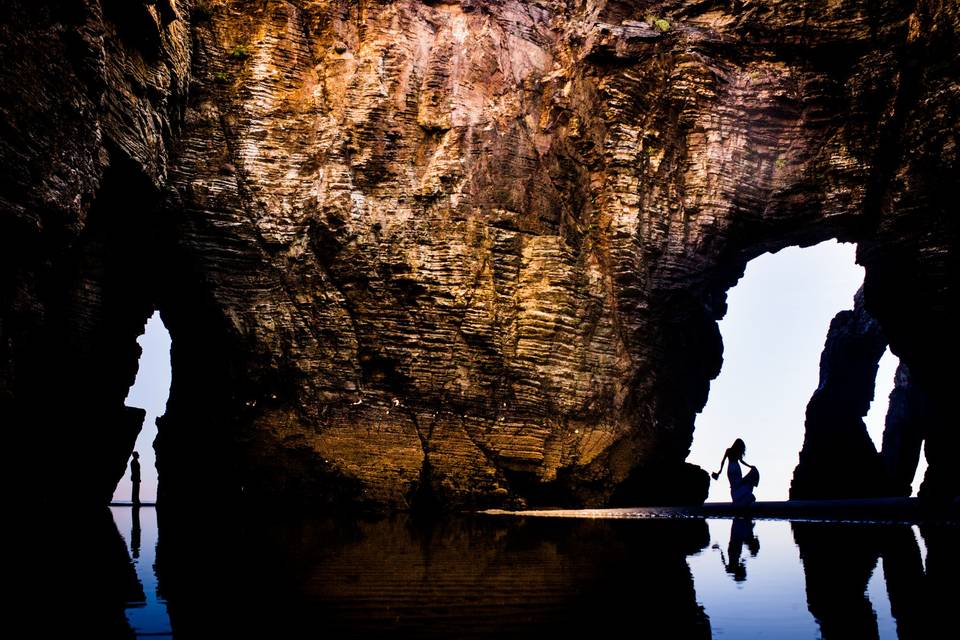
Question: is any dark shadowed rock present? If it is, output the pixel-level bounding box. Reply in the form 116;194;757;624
880;362;930;497
0;0;190;506
791;288;893;499
11;507;143;635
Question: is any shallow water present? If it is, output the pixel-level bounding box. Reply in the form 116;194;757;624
103;507;955;638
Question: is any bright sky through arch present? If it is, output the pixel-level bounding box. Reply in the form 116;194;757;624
112;311;171;503
688;240;903;502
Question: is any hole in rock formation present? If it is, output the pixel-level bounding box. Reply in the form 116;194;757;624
865;349;900;451
689;240;867;502
111;311;171;504
865;348;930;498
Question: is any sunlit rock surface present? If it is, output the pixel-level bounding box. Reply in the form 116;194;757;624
1;0;956;510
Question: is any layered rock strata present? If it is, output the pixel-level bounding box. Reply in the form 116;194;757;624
1;0;957;509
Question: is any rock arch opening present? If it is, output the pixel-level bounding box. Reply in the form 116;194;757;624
2;0;955;512
690;240;932;503
111;311;171;504
689;240;868;502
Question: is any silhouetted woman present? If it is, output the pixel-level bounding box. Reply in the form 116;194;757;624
711;438;759;505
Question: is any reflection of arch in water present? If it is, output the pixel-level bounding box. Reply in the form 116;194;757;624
792;521;958;639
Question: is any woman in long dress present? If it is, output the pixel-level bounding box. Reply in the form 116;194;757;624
711;438;759;505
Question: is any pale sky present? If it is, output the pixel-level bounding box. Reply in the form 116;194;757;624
112;311;170;503
113;240;926;504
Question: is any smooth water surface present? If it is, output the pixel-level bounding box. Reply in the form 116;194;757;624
101;507;955;638
111;507;172;637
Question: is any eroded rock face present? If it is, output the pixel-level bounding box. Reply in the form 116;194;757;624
1;0;957;509
793;291;937;500
791;288;892;500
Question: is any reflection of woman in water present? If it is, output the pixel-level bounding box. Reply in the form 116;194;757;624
713;518;760;582
711;438;759;505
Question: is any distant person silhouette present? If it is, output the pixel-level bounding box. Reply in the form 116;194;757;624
130;451;141;507
711;438;759;505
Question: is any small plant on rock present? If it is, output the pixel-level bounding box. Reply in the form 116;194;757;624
645;14;672;32
229;44;250;61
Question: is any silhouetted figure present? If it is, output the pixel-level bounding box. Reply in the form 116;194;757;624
130;452;141;507
713;517;760;581
711;438;759;505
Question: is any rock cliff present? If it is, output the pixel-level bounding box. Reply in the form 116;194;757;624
1;0;956;510
792;288;894;499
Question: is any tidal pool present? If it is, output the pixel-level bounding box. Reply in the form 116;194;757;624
104;506;955;638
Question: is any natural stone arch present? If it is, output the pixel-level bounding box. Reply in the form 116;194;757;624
1;1;956;510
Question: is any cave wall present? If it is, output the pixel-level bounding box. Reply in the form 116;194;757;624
1;0;956;510
0;0;190;504
854;0;959;501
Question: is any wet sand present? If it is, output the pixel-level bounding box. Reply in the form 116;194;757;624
481;497;960;523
